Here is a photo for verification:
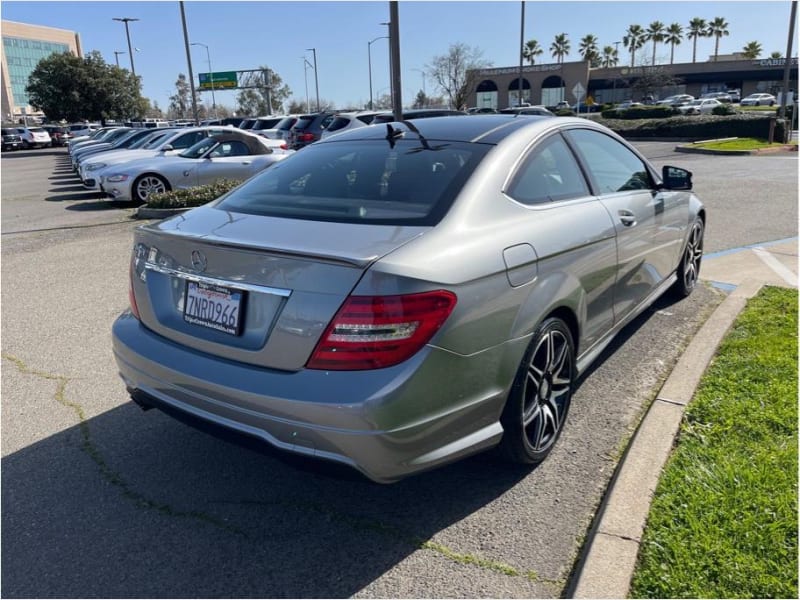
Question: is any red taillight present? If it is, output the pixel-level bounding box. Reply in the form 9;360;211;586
298;132;316;142
307;291;457;370
280;142;287;150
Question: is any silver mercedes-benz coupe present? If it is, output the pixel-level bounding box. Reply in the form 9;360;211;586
112;115;705;483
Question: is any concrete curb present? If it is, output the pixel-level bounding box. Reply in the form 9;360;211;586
569;279;764;599
675;144;796;155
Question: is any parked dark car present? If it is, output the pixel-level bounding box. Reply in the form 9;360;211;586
370;108;467;124
1;127;23;151
42;125;71;147
287;112;335;149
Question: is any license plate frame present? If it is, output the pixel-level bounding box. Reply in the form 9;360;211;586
183;280;245;336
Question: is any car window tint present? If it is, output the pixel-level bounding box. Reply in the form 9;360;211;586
507;134;589;205
565;129;652;193
172;132;205;149
217;140;489;225
210;141;249;157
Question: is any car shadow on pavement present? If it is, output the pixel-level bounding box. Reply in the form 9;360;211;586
45;191;106;202
65;200;139;211
1;401;530;598
0;149;66;159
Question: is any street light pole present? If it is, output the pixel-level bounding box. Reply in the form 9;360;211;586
302;57;312;112
178;1;199;125
368;35;389;110
112;17;139;77
191;42;218;120
306;48;320;111
411;68;426;106
113;50;126;68
612;40;621;104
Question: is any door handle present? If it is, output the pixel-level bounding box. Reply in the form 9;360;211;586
241;161;251;165
618;210;637;226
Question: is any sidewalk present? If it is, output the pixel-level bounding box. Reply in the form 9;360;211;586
569;237;798;598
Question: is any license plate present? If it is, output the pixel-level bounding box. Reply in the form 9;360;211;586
183;280;245;335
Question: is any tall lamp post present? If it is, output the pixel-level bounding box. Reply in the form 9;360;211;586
113;50;126;68
302;57;313;112
612;40;621;104
305;48;320;111
368;35;389;109
191;42;218;120
112;17;139;77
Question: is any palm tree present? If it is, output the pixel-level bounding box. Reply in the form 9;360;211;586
708;17;730;62
665;23;683;64
522;39;544;65
600;45;619;68
741;41;763;59
623;24;646;68
687;17;708;63
550;33;570;64
646;21;666;65
579;34;600;64
770;51;782;59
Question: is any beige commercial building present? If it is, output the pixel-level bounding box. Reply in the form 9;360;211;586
470;57;798;109
1;20;82;122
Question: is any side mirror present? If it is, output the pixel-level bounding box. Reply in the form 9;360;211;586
161;144;174;152
661;165;693;191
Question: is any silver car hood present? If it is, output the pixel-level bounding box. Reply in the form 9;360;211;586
145;204;428;268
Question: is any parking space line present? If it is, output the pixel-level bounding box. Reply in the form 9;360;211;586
752;247;798;287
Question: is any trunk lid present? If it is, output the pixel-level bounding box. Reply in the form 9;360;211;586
131;205;428;371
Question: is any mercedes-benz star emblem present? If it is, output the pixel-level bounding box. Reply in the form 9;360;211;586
190;250;207;273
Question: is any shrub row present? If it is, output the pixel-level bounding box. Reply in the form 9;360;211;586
146;178;241;209
603;113;789;141
601;105;676;120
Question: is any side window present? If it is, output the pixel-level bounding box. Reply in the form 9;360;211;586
210;141;250;157
565;129;653;193
507;134;589;205
173;132;203;149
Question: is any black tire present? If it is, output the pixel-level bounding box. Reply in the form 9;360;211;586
132;174;170;203
499;317;575;465
672;217;704;298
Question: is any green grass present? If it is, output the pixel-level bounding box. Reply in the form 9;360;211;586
690;137;794;151
630;286;798;599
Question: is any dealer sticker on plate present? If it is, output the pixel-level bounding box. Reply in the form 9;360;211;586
183;280;245;335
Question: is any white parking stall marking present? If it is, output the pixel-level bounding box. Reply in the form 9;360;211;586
752;246;798;287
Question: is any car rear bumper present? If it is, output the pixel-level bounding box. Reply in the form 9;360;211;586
112;311;515;483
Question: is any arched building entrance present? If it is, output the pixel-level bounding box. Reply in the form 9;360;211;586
475;79;499;109
508;78;532;106
541;75;566;106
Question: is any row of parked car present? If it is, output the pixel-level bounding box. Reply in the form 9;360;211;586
66;124;293;203
0;122;111;151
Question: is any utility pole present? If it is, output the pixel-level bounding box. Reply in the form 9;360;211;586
389;2;402;120
306;48;320;111
178;2;199;125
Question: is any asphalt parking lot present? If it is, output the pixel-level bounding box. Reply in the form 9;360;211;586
1;144;796;597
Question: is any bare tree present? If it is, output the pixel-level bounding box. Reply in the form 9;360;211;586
427;43;492;110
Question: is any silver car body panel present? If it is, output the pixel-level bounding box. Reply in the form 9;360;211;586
113;115;704;482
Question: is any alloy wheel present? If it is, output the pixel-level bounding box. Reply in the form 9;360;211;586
521;327;573;453
135;176;167;201
682;220;704;292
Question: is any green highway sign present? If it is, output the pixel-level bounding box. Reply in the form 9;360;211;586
199;71;238;90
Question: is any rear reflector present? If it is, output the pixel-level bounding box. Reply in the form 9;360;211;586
307;291;457;370
129;260;141;320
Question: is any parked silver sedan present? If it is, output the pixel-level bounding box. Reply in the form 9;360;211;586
102;131;291;203
113;115;705;482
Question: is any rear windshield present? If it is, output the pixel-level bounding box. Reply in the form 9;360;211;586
252;117;283;131
276;117;297;130
216;139;489;226
325;116;352;133
292;116;314;131
2;128;18;135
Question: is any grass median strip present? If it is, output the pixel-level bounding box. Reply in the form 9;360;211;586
630;286;798;598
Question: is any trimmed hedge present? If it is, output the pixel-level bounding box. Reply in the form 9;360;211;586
146;178;241;209
603;113;788;141
602;105;676;120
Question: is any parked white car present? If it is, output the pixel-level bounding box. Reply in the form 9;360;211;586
740;93;776;106
80;127;235;190
17;127;51;149
101;130;292;203
677;98;723;115
656;94;695;107
321;111;379;139
255;115;300;141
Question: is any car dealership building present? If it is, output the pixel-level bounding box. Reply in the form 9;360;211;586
470;56;798;109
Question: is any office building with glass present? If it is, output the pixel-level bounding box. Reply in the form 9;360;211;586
1;20;82;122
